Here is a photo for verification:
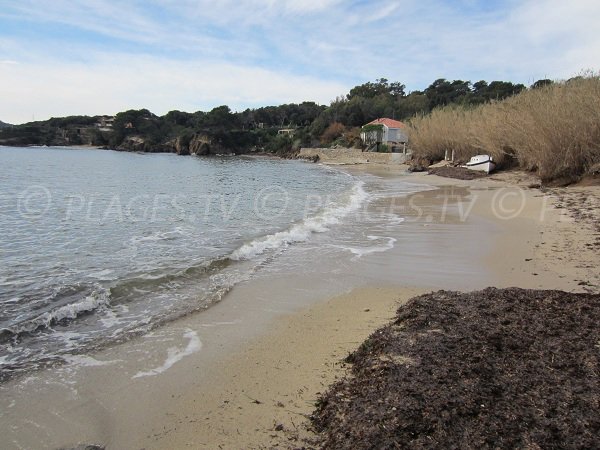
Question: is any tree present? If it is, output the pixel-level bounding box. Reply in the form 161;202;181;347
205;105;238;130
347;78;401;99
485;81;526;101
424;79;471;109
389;81;406;97
396;91;429;117
531;79;553;89
163;110;193;127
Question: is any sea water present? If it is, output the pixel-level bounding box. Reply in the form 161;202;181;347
0;146;431;381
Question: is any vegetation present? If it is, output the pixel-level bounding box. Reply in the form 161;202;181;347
2;76;525;154
2;74;598;182
360;124;383;147
409;74;600;182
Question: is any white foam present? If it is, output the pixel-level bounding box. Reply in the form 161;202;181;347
231;181;369;260
12;290;111;335
132;329;201;379
98;308;127;328
338;236;397;258
199;319;242;328
382;214;406;226
62;355;120;367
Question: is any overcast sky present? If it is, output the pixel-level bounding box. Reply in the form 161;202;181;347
0;0;599;124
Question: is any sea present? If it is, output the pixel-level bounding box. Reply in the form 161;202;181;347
0;146;442;382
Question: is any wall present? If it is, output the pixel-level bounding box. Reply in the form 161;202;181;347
298;147;410;165
388;128;408;143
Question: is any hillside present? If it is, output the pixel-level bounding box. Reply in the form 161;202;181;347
0;120;12;129
2;74;596;183
0;77;528;156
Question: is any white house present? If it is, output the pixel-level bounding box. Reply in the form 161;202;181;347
361;118;408;147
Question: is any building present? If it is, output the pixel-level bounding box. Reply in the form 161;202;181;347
360;118;408;149
277;128;295;136
96;116;115;132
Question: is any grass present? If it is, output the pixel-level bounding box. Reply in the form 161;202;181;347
408;74;600;182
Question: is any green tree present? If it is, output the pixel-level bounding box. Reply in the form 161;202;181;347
531;79;553;89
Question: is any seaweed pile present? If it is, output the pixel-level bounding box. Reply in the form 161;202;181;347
311;288;600;449
428;165;488;180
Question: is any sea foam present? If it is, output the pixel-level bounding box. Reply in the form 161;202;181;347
132;329;202;379
231;181;369;260
4;289;111;338
344;235;397;258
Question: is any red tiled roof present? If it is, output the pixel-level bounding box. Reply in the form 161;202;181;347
366;118;407;129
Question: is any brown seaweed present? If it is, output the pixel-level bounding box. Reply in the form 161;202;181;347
311;288;600;449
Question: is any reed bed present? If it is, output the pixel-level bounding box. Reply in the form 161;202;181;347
408;75;600;182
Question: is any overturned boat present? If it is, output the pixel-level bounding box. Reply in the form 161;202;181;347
464;155;496;174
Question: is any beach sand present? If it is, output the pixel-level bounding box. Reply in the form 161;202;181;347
1;167;598;449
167;169;598;450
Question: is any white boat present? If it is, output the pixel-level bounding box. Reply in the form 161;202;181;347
464;155;496;174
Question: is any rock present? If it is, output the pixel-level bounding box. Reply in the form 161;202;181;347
407;157;431;172
407;163;425;172
116;135;146;152
166;134;214;156
189;135;212;156
174;135;190;155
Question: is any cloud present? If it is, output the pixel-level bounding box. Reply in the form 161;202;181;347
0;54;348;124
0;0;598;123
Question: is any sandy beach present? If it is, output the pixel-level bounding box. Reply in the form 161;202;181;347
1;165;598;449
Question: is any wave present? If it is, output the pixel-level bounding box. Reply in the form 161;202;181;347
0;257;234;343
231;181;369;260
108;256;232;301
62;354;121;367
0;289;111;342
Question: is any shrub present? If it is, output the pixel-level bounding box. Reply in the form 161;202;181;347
320;122;345;145
408;74;600;182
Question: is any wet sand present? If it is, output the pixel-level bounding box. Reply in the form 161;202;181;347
1;167;598;449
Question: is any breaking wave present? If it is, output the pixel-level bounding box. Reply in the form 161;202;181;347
0;289;111;343
231;181;369;260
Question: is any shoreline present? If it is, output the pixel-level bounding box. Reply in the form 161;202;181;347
1;167;598;449
147;169;599;449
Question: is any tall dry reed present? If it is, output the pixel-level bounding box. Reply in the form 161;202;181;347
408;75;600;182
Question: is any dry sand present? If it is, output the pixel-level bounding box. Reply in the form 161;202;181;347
1;167;598;450
150;286;426;449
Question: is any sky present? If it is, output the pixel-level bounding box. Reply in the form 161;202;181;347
0;0;599;124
